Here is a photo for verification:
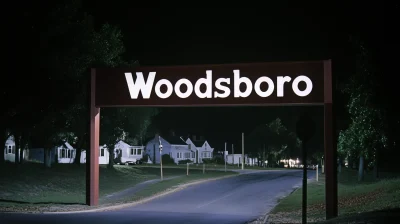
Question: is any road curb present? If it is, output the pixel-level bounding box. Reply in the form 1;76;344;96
1;174;238;215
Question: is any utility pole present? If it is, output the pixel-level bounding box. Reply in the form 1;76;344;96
242;132;244;170
224;142;227;172
232;144;234;165
159;136;163;181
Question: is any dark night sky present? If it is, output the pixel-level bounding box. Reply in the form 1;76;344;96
9;2;395;153
79;2;386;152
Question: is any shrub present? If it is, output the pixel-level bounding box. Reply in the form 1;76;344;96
178;159;192;165
140;154;150;163
162;154;175;164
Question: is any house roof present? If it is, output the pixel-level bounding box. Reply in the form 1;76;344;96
163;136;187;145
63;142;74;150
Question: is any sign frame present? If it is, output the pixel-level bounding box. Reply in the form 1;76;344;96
87;60;338;220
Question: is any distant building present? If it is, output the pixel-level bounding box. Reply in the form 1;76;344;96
144;134;195;164
185;135;214;163
226;153;258;166
4;136;28;162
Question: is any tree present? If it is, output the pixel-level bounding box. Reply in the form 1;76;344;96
246;118;300;167
337;37;388;181
38;1;142;168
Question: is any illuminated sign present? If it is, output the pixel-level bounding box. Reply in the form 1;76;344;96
124;70;313;99
94;61;325;107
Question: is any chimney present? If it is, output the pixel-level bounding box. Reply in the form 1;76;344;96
155;133;159;141
193;135;196;141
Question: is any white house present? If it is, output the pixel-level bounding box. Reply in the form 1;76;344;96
4;136;73;164
3;135;28;162
114;140;144;165
280;158;299;168
56;141;76;163
166;136;195;164
226;154;258;166
186;136;214;163
80;145;110;165
27;141;77;164
144;134;195;164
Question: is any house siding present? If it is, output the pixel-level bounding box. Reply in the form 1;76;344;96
144;137;172;164
4;136;28;162
170;144;194;164
114;140;144;163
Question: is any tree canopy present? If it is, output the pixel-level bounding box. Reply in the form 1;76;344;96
1;1;157;167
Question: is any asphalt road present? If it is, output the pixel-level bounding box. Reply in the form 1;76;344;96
0;169;314;224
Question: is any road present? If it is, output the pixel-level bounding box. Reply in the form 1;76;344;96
0;169;314;224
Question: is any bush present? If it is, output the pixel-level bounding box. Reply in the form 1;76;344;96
162;154;175;164
213;157;225;165
202;158;213;164
178;159;192;165
140;154;150;163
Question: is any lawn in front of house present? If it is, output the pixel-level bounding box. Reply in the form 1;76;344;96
267;168;400;223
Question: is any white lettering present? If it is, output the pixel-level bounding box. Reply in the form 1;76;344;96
277;76;291;97
292;75;313;97
254;77;274;97
125;70;314;99
155;79;173;99
125;72;156;99
233;70;252;98
175;78;193;98
194;70;212;98
214;78;231;98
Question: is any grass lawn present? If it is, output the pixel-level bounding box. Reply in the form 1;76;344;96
268;168;400;223
0;162;236;211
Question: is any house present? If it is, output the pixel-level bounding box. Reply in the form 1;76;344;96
144;134;194;164
57;142;76;163
80;145;110;165
4;136;75;164
226;154;258;166
165;136;195;164
4;135;28;162
186;135;214;163
28;141;76;164
280;158;299;168
114;140;144;164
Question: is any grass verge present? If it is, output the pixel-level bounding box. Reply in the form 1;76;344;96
267;168;400;223
0;162;236;212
